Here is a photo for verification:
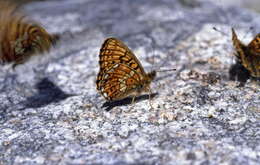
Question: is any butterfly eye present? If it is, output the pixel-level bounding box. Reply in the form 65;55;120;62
137;84;143;90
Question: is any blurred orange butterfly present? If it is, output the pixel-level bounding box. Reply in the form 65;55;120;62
0;1;59;68
96;38;156;104
232;28;260;78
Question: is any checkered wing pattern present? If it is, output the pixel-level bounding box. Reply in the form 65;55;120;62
96;38;147;101
231;28;260;77
248;34;260;56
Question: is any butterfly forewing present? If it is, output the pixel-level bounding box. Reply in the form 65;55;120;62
232;28;246;61
98;38;145;75
248;34;260;56
97;38;152;101
232;28;260;78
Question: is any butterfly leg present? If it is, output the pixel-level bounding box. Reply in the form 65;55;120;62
131;95;136;105
148;87;154;109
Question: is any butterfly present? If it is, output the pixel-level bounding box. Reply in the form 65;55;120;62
96;38;156;104
231;28;260;78
0;1;59;68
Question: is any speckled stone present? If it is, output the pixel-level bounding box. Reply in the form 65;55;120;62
0;0;260;165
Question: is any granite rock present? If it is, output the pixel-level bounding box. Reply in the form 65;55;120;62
0;0;260;164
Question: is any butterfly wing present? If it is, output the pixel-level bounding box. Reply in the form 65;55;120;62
97;38;147;100
232;28;260;77
248;33;260;56
247;34;260;77
0;1;57;67
231;28;247;61
97;38;146;76
97;62;144;101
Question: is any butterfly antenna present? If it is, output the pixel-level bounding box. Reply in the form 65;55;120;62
150;35;156;71
157;68;176;72
213;27;229;37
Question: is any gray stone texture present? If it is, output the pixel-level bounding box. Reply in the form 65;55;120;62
0;0;260;164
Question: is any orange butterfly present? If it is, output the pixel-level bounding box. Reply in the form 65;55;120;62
96;38;156;104
0;1;58;68
232;28;260;78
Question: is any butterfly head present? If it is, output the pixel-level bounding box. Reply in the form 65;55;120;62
147;70;156;81
51;34;60;45
137;70;156;93
144;70;156;86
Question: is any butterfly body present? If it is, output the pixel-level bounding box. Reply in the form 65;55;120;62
232;28;260;78
96;38;156;101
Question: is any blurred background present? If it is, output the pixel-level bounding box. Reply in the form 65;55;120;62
6;0;47;5
9;0;260;13
212;0;260;12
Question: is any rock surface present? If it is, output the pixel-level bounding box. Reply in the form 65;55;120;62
0;0;260;164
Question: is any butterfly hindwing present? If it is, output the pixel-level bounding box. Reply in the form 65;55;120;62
98;63;143;101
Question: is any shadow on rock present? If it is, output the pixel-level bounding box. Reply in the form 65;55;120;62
229;62;251;87
110;161;155;165
24;78;75;108
102;93;158;111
